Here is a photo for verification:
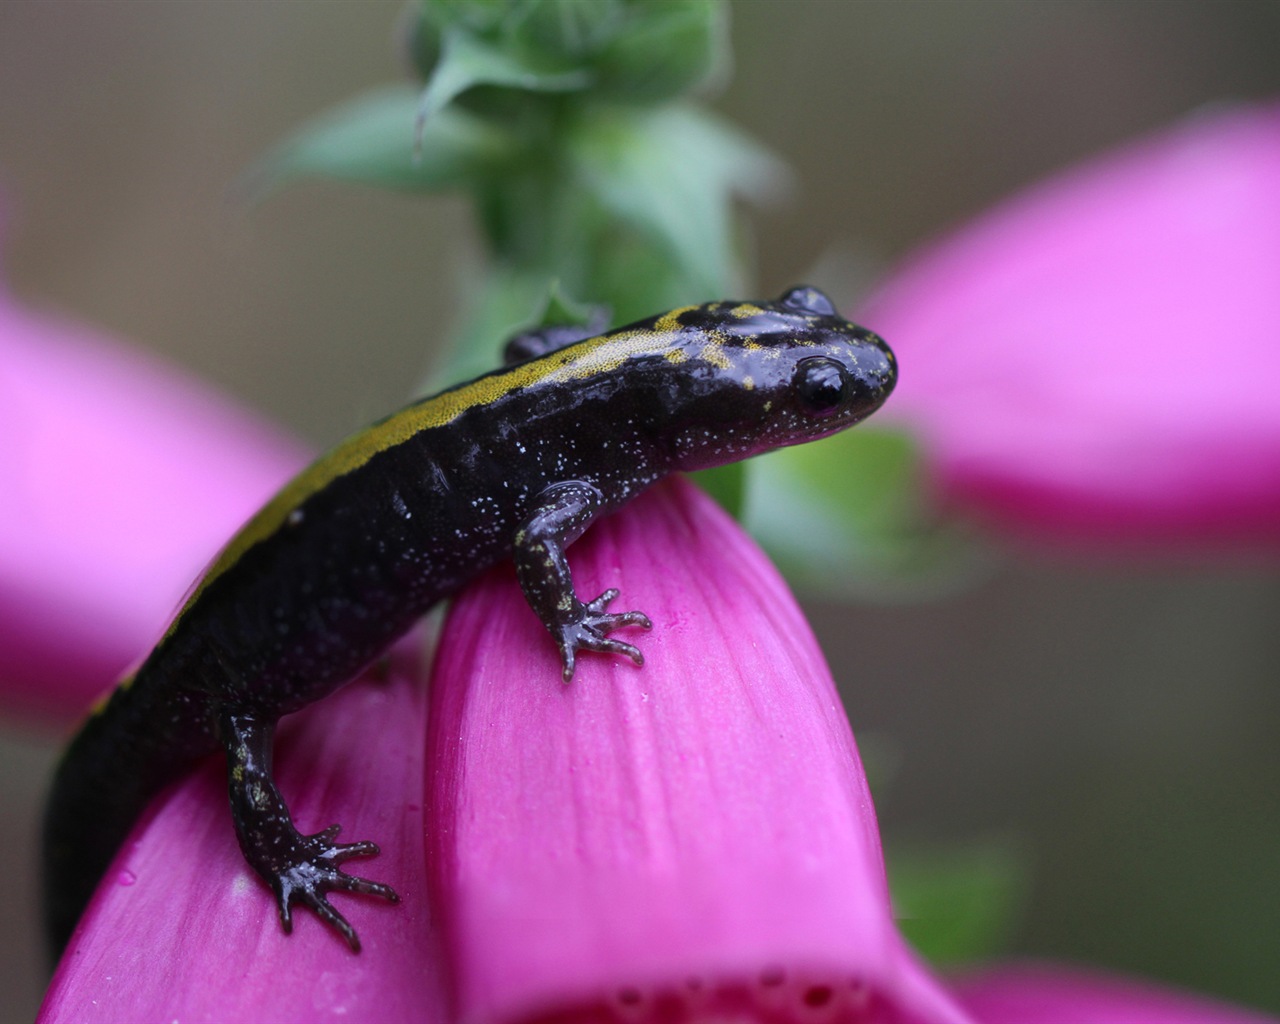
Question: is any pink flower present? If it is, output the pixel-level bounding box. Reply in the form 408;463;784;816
0;277;305;721
862;102;1280;551
426;479;967;1022
955;962;1278;1024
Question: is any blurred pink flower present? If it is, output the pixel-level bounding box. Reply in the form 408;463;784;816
0;271;305;721
955;962;1278;1024
863;102;1280;551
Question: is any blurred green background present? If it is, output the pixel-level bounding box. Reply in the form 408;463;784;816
1;2;1277;1020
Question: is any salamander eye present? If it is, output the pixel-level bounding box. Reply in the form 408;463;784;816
795;357;847;416
778;285;836;317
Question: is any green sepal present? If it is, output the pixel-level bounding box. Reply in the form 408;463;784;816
568;104;785;298
243;85;512;197
745;426;985;598
533;281;602;331
423;263;685;401
416;0;518;42
417;0;623;65
426;265;556;389
887;839;1027;967
591;0;728;103
499;0;629;62
416;24;589;130
409;1;725;105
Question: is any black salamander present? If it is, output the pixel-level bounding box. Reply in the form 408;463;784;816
43;286;896;954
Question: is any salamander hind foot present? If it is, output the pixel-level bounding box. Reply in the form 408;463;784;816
264;823;399;953
219;710;398;953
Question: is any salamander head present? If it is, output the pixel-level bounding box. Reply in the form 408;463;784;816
659;285;897;471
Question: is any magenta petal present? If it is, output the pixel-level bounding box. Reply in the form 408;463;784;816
428;479;971;1023
0;295;305;720
862;102;1280;550
38;650;445;1023
953;962;1278;1024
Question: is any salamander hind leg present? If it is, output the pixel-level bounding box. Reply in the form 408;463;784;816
218;709;398;952
515;481;652;682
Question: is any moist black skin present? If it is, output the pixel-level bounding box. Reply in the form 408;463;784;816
43;286;896;956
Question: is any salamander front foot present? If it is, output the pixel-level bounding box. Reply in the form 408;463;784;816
266;823;399;953
557;588;652;682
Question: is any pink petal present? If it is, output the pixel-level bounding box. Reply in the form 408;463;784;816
862;102;1280;551
38;646;445;1023
427;478;971;1023
0;292;305;720
953;962;1278;1024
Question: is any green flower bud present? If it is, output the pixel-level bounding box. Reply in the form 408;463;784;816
592;0;728;103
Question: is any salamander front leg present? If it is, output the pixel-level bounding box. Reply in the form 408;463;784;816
218;709;398;952
515;480;652;682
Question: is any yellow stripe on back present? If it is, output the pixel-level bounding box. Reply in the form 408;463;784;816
168;323;685;628
653;305;697;333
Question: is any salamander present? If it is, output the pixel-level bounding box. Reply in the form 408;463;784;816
42;285;896;955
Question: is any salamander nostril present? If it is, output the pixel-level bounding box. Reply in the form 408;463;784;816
854;340;897;404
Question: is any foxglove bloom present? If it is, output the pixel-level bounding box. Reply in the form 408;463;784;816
955;963;1278;1024
863;102;1280;549
427;478;969;1022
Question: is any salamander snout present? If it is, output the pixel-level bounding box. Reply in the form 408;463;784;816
843;330;897;418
